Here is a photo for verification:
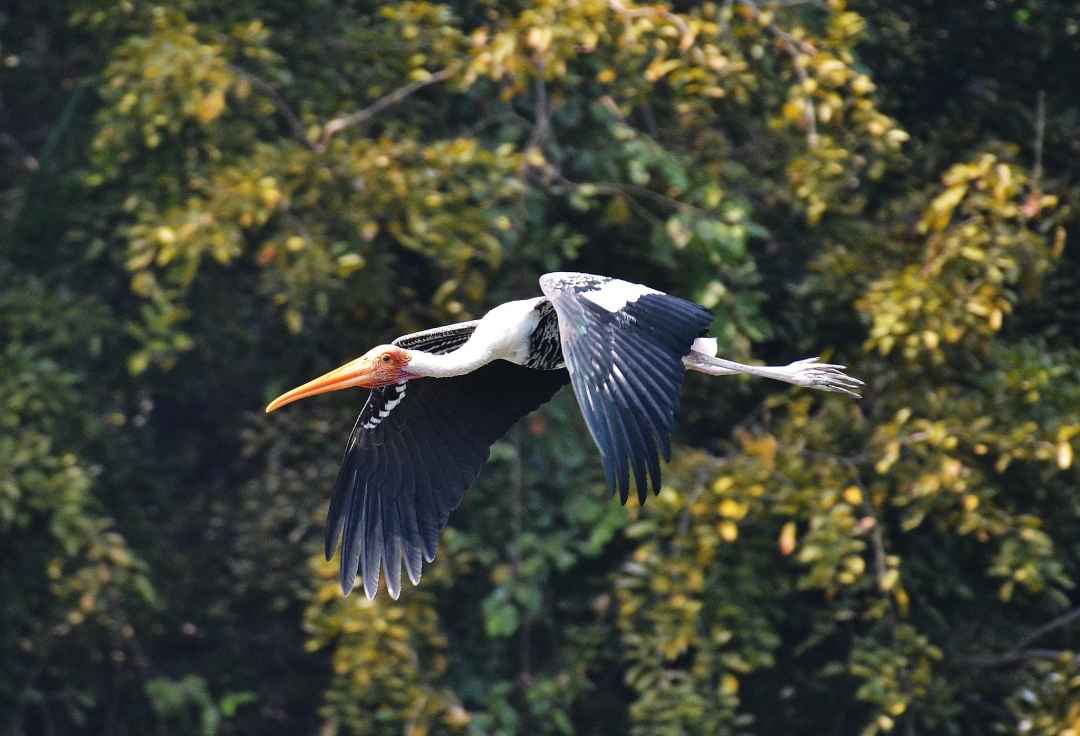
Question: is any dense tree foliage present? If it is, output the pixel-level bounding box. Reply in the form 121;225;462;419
3;1;1080;733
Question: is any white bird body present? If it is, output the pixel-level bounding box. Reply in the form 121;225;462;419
266;272;863;599
464;296;548;366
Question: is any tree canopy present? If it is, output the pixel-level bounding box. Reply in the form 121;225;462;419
3;1;1080;734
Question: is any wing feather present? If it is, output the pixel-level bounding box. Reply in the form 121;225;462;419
325;417;362;560
611;358;664;494
540;272;713;502
393;321;479;353
398;465;424;585
608;374;653;498
382;445;406;599
361;479;384;599
326;360;568;597
340;473;366;595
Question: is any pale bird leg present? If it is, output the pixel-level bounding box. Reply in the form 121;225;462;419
683;352;864;398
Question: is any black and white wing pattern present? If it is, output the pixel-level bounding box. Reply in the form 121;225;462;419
525;299;564;370
326;356;568;599
539;272;713;504
393;320;479;354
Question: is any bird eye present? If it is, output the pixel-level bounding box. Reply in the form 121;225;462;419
381;354;392;363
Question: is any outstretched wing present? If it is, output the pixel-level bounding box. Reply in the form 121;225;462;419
393;320;479;353
539;272;713;504
326;360;568;599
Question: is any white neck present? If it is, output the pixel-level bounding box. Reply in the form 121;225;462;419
403;296;543;378
405;343;495;379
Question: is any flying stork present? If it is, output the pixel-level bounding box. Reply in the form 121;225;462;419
266;272;862;599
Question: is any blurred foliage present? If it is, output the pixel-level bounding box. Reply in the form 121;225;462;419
3;0;1080;734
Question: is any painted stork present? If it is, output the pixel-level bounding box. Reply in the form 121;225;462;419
266;272;862;599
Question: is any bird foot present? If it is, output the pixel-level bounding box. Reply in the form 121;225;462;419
781;357;864;398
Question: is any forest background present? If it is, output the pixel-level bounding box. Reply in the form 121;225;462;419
3;1;1080;734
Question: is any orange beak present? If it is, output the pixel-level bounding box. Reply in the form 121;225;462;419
265;356;377;413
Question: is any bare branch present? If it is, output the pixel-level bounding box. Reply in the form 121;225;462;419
608;0;690;39
321;67;455;147
544;165;708;218
964;610;1080;670
229;65;316;151
1032;89;1046;193
966;648;1078;669
527;59;551;152
1011;607;1080;655
736;0;819;146
762;0;828;7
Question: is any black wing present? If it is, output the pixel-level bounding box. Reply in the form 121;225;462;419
539;272;713;504
393;320;479;353
326;361;568;599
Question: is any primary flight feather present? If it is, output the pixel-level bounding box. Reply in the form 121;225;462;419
265;272;863;599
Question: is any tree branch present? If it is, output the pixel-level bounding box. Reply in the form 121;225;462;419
964;609;1080;670
1011;607;1080;655
540;165;704;228
526;60;551;152
608;0;691;39
966;648;1078;669
321;67;455;148
736;0;819;146
1032;89;1046;193
229;65;316;151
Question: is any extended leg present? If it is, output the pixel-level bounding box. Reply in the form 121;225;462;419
683;351;864;397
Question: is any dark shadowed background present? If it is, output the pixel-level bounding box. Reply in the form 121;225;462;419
3;1;1080;734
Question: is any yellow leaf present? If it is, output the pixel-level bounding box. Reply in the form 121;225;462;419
779;522;797;556
130;271;156;297
720;521;738;542
719;499;747;520
445;705;471;727
526;26;551;53
721;674;739;696
894;585;910;614
843;486;863;505
783;99;808;124
196;88;226;123
879;568;898;592
1058;441;1074;469
1052;226;1067;257
920;184;967;233
156;226;176;245
851;74;875;95
338;253;365;274
645;58;682;82
285;309;303;334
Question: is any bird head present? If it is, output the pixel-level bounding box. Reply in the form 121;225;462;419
265;345;411;413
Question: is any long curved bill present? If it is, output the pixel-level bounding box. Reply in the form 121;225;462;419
265;357;374;413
